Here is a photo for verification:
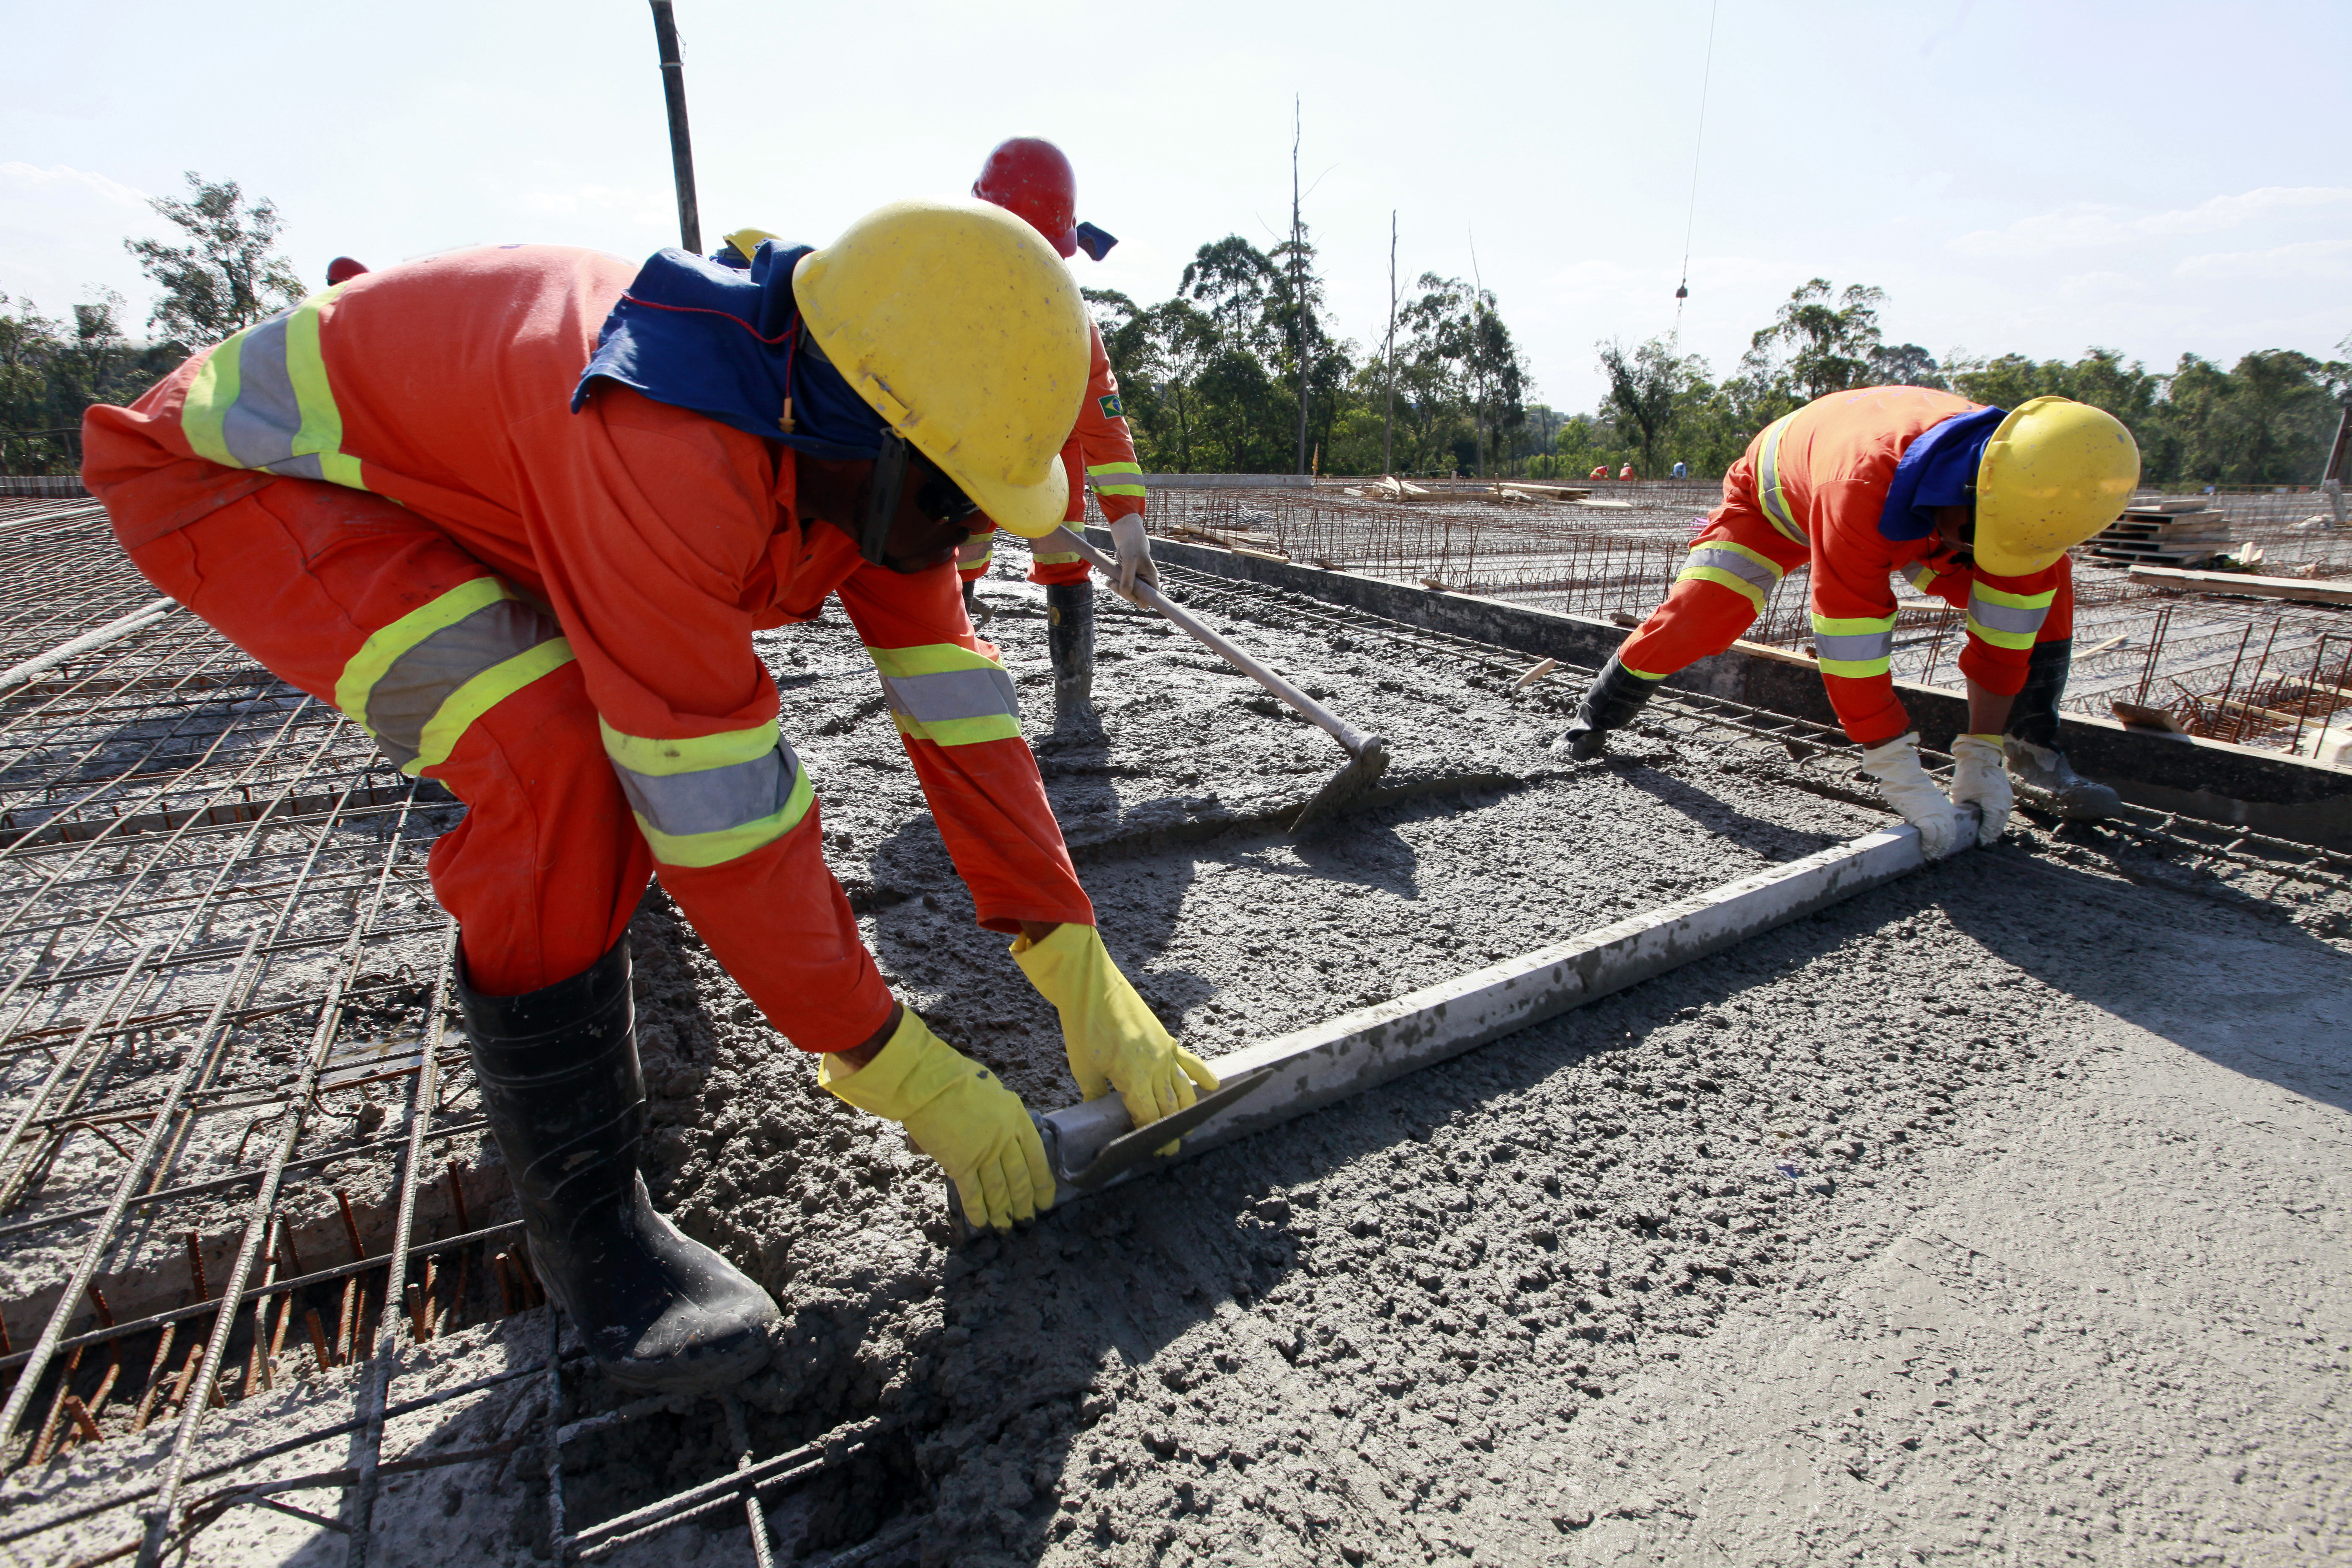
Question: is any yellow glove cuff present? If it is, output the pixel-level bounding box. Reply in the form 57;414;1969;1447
818;1008;953;1120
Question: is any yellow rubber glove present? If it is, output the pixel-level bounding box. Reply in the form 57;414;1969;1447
1011;924;1219;1151
818;1010;1051;1232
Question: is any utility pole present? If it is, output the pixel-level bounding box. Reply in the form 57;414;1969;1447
1382;211;1398;478
648;2;701;254
1468;231;1488;480
1291;96;1311;477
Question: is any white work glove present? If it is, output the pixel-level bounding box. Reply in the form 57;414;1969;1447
1947;733;2012;847
1106;515;1159;606
1858;732;1961;859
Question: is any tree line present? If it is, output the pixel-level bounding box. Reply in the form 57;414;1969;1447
5;176;2345;490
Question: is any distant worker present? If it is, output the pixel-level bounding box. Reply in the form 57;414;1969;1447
962;139;1151;740
1671;460;1688;480
1618;462;1636;481
1589;464;1610;481
83;201;1216;1395
1558;387;2138;851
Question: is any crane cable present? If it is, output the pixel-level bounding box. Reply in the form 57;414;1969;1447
1671;0;1721;348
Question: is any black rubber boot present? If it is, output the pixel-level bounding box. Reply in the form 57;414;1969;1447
1555;655;1658;760
459;937;779;1392
1045;582;1101;739
2002;639;2122;820
961;577;990;629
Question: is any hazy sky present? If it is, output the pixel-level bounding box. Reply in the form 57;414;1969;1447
5;0;2345;413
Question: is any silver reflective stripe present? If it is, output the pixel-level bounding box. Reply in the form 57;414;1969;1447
1686;547;1780;591
1965;590;2049;637
219;313;304;472
613;739;800;838
1813;629;1894;663
880;666;1020;725
368;598;561;767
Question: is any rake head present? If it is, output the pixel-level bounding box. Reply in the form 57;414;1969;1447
1287;735;1392;836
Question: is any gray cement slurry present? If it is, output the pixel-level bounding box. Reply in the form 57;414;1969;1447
8;565;2344;1567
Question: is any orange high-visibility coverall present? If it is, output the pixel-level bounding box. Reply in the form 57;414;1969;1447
1617;386;2071;747
957;319;1143;588
1588;465;1609;481
83;245;1093;1052
1618;464;1635;481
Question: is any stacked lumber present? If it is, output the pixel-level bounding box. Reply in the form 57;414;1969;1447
2127;565;2352;605
2086;499;2231;567
1168;522;1291;561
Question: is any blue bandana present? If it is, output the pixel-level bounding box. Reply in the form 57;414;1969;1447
573;240;888;460
1877;405;2006;542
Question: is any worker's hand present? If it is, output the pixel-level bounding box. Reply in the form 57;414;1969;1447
818;1010;1050;1232
1011;923;1217;1154
1947;733;2013;847
1857;732;1962;859
1106;515;1159;606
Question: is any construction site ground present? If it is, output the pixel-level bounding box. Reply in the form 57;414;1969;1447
2;513;2346;1566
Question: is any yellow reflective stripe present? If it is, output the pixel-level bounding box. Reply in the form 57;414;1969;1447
1907;563;1942;593
1809;613;1899;637
868;643;1000;680
1677;565;1767;613
407;638;575;775
1691;538;1785;581
1968;582;2056;612
283;297;364;489
634;766;815;869
1810;610;1896;679
181;338;242;468
597;717;782;777
1087;461;1148;497
333;578;516;729
1622;665;1670;681
889;709;1023;747
1966;606;2041;644
1030;551;1083;567
1756;415;1805;544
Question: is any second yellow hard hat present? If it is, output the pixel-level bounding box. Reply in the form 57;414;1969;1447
793;198;1088;539
1974;397;2141;578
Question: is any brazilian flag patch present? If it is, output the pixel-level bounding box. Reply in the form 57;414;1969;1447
1099;393;1124;418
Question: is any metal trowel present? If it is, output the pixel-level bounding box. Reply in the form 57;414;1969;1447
944;1067;1276;1243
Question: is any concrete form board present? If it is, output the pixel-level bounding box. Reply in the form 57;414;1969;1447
1111;527;2352;850
1036;819;1947;1206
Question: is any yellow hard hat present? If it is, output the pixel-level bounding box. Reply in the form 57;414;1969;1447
792;198;1087;539
1973;396;2141;577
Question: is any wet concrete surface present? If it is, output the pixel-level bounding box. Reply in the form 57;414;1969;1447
10;550;2347;1566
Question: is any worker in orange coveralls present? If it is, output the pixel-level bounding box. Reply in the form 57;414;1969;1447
1589;464;1610;481
962;136;1151;740
1560;387;2139;854
81;201;1217;1395
1618;462;1636;481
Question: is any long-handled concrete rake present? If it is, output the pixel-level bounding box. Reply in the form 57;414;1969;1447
1045;527;1390;833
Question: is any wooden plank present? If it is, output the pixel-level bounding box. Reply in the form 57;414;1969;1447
2129;566;2352;605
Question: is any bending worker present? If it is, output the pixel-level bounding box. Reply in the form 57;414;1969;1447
1560;386;2138;852
82;200;1215;1395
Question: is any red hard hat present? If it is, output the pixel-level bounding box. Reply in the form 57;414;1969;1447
973;137;1078;259
325;257;370;286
